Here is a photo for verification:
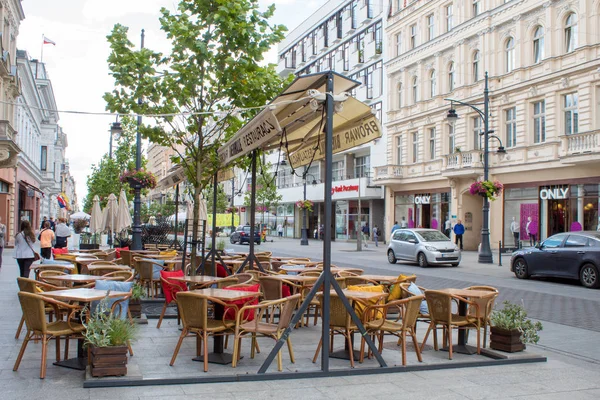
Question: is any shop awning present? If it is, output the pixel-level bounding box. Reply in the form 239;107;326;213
218;72;381;167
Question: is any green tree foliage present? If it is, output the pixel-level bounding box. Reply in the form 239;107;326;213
82;117;142;212
203;184;229;214
103;0;288;271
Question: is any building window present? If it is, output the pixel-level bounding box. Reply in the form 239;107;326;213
533;26;544;63
428;127;436;160
410;24;417;49
564;93;579;135
448;62;455;92
448;124;455;153
473;0;480;17
446;4;453;32
505;37;515;73
40;146;47;171
472;117;482;150
355;155;370;178
332;160;345;181
427;14;435;41
430;70;436;98
412;76;418;104
472;51;480;82
395;32;402;56
396;135;402;164
533;100;546;143
565;13;577;53
505;107;517;148
412;132;419;163
397;82;403;108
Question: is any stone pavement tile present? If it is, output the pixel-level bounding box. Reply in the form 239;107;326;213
315;381;398;399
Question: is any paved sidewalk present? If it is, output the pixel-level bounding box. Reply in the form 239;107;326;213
2;246;600;399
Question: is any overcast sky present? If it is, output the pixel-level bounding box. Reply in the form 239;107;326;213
18;0;322;206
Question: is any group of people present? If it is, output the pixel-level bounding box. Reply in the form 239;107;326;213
14;217;72;278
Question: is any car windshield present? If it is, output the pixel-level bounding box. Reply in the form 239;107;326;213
417;231;450;242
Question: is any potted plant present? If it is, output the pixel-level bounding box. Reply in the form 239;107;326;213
469;180;503;201
489;301;542;353
128;283;145;320
296;199;314;213
119;169;157;190
82;297;137;377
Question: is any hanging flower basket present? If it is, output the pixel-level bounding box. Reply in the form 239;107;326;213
469;180;503;201
296;199;314;213
119;169;157;190
225;206;238;214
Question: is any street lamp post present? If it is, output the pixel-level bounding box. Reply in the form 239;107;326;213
300;167;318;246
132;29;145;251
446;72;505;264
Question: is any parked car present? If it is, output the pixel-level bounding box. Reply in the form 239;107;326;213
510;231;600;288
387;228;460;267
230;225;261;245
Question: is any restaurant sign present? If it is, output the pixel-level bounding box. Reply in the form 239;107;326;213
218;110;282;165
288;115;382;167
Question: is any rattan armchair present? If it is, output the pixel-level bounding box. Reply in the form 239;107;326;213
169;292;237;372
13;292;85;379
421;290;481;360
360;295;424;365
232;294;301;371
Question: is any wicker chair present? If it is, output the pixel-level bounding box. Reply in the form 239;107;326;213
169;292;237;372
360;295;425;365
232;294;301;371
421;290;482;360
101;270;135;282
15;278;62;339
464;286;499;347
13;292;85;379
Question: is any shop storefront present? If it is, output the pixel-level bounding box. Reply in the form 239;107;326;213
394;190;451;233
503;181;600;246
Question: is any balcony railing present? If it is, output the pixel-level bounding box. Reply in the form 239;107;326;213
563;131;600;155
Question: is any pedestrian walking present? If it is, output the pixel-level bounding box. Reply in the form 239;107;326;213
39;221;55;259
0;216;5;269
14;220;37;278
453;219;465;250
373;225;379;247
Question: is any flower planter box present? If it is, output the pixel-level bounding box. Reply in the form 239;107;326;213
90;345;128;377
489;326;525;353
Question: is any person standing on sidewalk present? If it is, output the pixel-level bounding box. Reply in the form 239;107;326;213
39;221;55;259
14;220;37;278
453;219;465;250
373;225;379;247
0;216;5;269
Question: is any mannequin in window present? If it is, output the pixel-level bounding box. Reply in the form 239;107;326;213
510;217;520;248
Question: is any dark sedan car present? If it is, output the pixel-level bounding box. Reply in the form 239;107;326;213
229;225;261;245
510;231;600;288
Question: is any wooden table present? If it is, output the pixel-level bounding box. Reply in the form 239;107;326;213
438;288;496;355
42;288;131;370
189;288;261;365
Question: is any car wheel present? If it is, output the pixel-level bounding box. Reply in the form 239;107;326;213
580;263;600;289
387;250;397;264
513;257;529;279
417;252;428;268
451;263;459;267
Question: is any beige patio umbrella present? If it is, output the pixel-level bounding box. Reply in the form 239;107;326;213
89;195;103;234
116;190;132;233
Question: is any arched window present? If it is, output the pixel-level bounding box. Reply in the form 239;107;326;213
565;13;577;52
430;70;437;98
448;62;455;92
533;26;544;63
472;51;480;82
505;37;515;73
412;76;418;104
398;82;403;108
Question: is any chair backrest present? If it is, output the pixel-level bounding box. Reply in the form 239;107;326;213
259;276;283;300
176;292;210;329
17;292;48;333
277;294;301;330
102;270;135;282
424;290;453;324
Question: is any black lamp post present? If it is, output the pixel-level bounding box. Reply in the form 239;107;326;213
132;29;145;251
445;72;505;264
300;167;318;246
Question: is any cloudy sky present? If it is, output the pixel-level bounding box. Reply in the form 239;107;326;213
18;0;322;206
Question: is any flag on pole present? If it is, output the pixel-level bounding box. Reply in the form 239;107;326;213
43;36;56;46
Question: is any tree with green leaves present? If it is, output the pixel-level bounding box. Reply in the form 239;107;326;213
82;117;144;212
103;0;288;270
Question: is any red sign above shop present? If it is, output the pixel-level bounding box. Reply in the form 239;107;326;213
331;184;359;195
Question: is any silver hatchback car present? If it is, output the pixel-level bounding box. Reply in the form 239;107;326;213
387;228;461;267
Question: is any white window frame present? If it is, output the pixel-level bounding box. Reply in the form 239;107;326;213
533;100;546;143
564;93;579;135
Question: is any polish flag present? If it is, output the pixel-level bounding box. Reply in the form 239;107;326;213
43;36;56;46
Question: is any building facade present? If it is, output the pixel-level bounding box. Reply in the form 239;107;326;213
269;0;387;240
377;0;600;249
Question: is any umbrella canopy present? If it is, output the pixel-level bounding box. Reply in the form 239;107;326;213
69;211;90;220
102;193;119;232
89;195;103;234
116;190;132;233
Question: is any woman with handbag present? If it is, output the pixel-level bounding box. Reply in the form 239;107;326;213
14;220;39;278
39;221;55;259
